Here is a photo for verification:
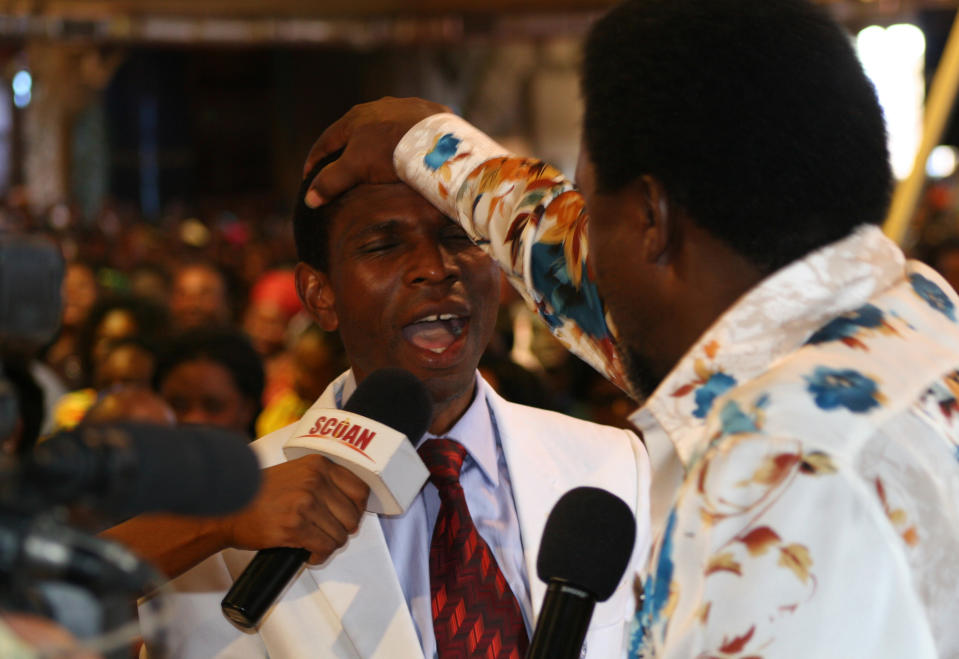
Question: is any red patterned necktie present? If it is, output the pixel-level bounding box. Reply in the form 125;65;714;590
418;438;529;659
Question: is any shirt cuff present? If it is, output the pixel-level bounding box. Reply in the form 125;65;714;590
394;113;510;232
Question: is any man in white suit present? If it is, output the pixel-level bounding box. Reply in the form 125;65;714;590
138;170;650;658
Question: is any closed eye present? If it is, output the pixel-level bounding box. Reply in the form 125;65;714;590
358;240;398;253
440;228;475;248
349;220;402;254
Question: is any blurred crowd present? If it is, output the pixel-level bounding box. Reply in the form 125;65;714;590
0;190;636;458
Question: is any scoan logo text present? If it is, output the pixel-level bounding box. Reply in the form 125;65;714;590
299;416;377;457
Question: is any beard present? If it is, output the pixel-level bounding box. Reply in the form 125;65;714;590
619;343;665;403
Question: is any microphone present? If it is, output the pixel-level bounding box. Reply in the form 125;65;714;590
221;368;432;630
5;423;260;517
526;487;636;659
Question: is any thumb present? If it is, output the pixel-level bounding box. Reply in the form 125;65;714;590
304;157;363;208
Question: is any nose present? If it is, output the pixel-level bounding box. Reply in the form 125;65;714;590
404;238;458;286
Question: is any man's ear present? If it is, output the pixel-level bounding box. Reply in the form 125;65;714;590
618;175;673;264
295;262;338;331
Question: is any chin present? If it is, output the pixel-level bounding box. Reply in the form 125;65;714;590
419;365;478;407
620;345;663;402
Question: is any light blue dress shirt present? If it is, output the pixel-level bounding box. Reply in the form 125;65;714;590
342;374;532;659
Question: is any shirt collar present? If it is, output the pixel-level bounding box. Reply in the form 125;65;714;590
629;224;906;467
332;370;499;486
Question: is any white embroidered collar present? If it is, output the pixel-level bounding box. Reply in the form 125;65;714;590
629;224;906;467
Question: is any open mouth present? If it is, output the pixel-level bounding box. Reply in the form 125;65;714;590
402;313;468;354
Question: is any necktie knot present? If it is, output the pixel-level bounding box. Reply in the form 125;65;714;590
417;438;467;489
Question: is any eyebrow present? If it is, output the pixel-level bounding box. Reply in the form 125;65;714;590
335;218;407;253
344;219;401;242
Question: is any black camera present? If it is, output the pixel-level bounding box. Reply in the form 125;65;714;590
0;236;166;659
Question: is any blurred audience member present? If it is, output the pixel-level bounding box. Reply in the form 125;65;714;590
52;295;168;431
290;326;345;404
51;334;160;432
84;386;175;426
154;328;264;438
91;337;158;391
128;263;171;308
242;268;303;405
255;325;345;436
43;261;100;390
52;391;95;432
77;295;169;387
169;262;232;330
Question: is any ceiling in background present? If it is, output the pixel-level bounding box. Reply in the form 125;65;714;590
0;0;953;45
4;1;625;17
1;0;952;16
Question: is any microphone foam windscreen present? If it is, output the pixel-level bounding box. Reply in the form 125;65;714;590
343;368;432;444
129;424;262;516
536;486;636;602
33;423;261;517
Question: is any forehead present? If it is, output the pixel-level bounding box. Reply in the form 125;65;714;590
66;263;95;281
106;342;152;361
166;358;233;386
328;183;449;242
100;308;136;331
176;265;222;287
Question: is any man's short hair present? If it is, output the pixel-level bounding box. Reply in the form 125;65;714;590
293;151;343;272
582;0;892;273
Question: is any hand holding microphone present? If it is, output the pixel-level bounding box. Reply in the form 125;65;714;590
221;368;432;630
217;453;371;565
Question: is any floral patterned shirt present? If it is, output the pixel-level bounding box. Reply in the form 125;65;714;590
396;113;959;658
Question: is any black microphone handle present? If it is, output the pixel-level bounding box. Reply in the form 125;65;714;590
221;547;310;629
526;579;596;659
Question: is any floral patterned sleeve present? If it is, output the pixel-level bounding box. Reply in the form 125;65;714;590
395;113;629;391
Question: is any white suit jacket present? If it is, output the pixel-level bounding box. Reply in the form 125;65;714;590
142;373;651;659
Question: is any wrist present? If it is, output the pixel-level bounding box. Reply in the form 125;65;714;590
198;513;237;553
394;113;509;224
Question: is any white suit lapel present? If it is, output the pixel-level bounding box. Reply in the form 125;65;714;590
299;514;423;659
484;385;565;621
252;373;423;659
486;380;643;654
